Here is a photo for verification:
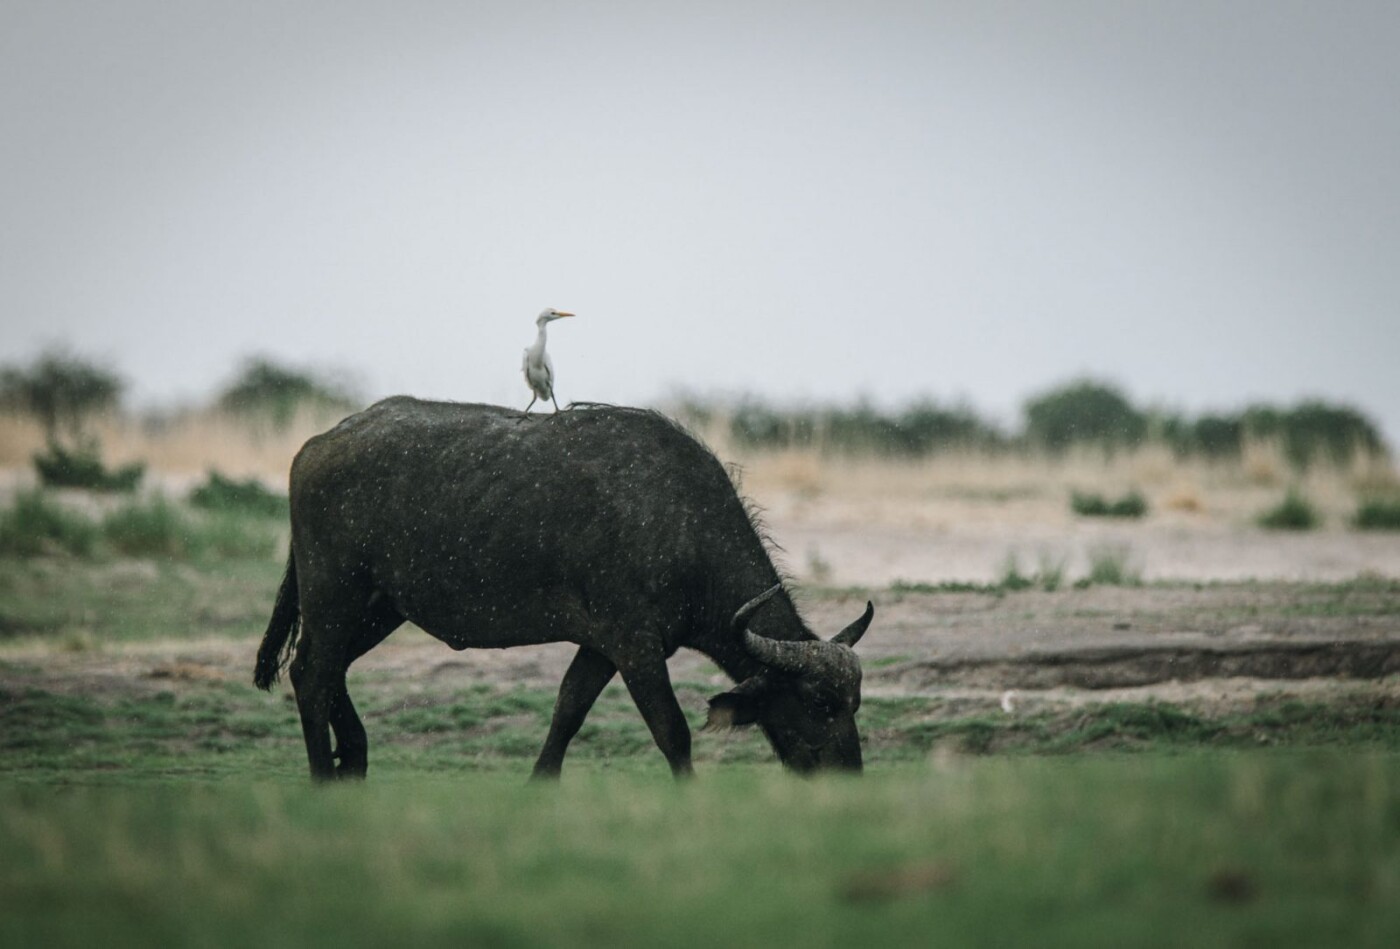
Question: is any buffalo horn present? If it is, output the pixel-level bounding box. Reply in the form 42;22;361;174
730;584;784;633
743;630;827;677
831;601;875;648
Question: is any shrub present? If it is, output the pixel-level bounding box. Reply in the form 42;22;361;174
726;398;1004;456
0;491;100;557
0;351;122;443
729;400;814;450
218;357;358;430
1354;498;1400;531
1258;489;1319;531
1070;490;1147;519
1243;402;1385;468
33;441;145;492
189;472;288;518
1023;379;1147;454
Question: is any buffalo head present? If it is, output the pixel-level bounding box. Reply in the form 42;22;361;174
704;586;874;772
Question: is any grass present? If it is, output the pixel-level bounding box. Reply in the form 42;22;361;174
0;557;283;643
0;490;101;557
0;491;282;563
1080;543;1143;587
1;753;1398;946
2;554;1399;945
4;651;1400;946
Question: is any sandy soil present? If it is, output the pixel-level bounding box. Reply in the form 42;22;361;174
771;514;1400;585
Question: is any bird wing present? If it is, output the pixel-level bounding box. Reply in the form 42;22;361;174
522;348;553;398
539;352;554;394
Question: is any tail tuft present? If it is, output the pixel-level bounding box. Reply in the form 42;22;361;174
254;551;300;690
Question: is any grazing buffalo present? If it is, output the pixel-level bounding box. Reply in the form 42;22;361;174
254;397;874;780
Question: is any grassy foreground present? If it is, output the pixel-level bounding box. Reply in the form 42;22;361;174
3;554;1400;945
1;755;1397;948
2;663;1399;947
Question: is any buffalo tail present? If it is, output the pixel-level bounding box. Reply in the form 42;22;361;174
253;550;300;691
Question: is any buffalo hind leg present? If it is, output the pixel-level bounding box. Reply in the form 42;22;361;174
328;689;368;778
531;646;617;780
326;601;403;780
289;639;341;782
294;598;402;782
615;642;693;778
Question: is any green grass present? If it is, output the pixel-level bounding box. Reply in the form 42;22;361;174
0;557;284;643
0;491;282;563
6;672;1400;782
1077;543;1142;588
0;490;101;557
3;556;1400;944
1;754;1398;946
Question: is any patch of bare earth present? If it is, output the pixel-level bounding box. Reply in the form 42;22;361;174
4;584;1397;723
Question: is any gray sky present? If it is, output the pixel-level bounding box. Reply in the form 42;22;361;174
3;1;1398;442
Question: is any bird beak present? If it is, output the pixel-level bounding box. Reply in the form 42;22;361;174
556;311;575;318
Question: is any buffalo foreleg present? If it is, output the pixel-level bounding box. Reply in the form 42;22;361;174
531;646;617;780
616;643;693;778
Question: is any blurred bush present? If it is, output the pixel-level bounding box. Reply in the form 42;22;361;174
33;440;145;492
690;381;1388;472
1258;489;1320;531
1023;380;1147;454
1070;490;1148;518
0;350;122;444
217;357;359;430
728;399;1005;456
1;351;142;490
189;471;288;518
1354;498;1400;531
1241;402;1385;468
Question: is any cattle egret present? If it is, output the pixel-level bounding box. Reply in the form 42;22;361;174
521;308;574;414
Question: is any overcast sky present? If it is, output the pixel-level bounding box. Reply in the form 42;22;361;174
3;1;1398;441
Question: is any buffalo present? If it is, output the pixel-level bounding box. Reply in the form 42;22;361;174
254;397;874;779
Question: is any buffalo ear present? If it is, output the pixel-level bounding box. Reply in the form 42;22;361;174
703;680;767;731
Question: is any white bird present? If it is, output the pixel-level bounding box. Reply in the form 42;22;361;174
521;308;575;414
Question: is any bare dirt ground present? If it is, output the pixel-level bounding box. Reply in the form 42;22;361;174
5;582;1397;728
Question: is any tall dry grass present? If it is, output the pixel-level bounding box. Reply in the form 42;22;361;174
692;415;1397;529
2;407;1393;529
0;407;345;490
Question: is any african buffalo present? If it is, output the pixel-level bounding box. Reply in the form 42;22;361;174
253;397;874;780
